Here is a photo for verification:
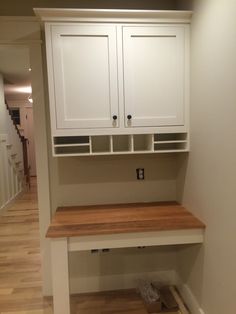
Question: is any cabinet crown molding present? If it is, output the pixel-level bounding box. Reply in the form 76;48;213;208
34;8;192;24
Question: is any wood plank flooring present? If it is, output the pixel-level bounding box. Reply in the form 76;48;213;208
0;179;163;314
0;178;53;314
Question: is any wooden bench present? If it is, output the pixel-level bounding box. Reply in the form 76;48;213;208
46;202;205;314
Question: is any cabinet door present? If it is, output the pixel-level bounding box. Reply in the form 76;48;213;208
50;25;119;129
123;26;186;127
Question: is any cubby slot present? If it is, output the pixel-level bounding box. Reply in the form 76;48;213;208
154;133;187;142
53;132;189;156
91;136;111;153
54;136;90;145
154;142;187;151
133;134;153;151
55;145;90;155
112;135;131;152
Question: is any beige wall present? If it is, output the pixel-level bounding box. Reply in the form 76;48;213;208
53;154;177;207
176;0;193;10
177;0;236;313
0;0;178;16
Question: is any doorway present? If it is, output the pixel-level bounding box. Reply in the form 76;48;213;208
0;44;37;179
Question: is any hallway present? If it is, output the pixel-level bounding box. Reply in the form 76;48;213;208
0;179;53;313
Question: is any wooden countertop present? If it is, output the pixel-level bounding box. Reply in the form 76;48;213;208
46;202;205;238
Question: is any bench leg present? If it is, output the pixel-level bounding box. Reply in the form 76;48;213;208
51;238;70;314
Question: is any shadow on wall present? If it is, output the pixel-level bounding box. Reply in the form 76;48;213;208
0;0;192;16
176;154;189;202
57;154;178;184
69;245;178;293
176;154;205;306
177;243;205;306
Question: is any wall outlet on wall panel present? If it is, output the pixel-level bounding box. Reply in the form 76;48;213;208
136;168;145;180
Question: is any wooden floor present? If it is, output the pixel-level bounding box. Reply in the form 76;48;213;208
0;178;53;314
0;179;160;314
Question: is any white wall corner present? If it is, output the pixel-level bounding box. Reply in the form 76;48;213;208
175;271;205;314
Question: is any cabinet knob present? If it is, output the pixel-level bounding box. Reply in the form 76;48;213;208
127;114;132;120
112;115;118;120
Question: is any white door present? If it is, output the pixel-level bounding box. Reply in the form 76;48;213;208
50;24;119;129
123;26;185;127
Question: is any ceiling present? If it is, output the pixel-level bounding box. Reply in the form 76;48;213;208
0;45;32;101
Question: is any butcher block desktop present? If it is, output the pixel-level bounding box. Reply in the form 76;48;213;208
47;202;205;314
47;201;205;238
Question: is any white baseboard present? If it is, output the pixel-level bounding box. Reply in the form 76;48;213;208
175;273;205;314
69;270;178;294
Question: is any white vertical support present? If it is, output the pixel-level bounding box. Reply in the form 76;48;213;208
51;238;70;314
89;136;92;154
129;134;134;152
149;134;154;152
109;135;113;153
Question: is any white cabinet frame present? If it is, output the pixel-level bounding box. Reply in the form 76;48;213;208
40;10;191;154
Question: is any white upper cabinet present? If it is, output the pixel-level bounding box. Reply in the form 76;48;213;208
48;24;119;130
123;26;185;127
38;9;191;144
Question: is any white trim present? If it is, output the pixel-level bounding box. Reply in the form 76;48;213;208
68;229;204;252
34;8;192;23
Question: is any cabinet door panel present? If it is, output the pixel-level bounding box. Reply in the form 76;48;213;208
123;26;185;127
51;25;119;129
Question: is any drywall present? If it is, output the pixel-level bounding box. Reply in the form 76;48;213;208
0;0;178;16
176;0;193;10
177;0;236;313
69;246;178;293
51;153;179;293
54;154;177;207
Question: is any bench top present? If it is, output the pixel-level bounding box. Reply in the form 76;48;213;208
46;202;205;238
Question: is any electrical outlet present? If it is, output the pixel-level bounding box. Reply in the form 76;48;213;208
136;168;145;180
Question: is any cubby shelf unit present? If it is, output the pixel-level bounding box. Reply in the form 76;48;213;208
53;133;189;157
